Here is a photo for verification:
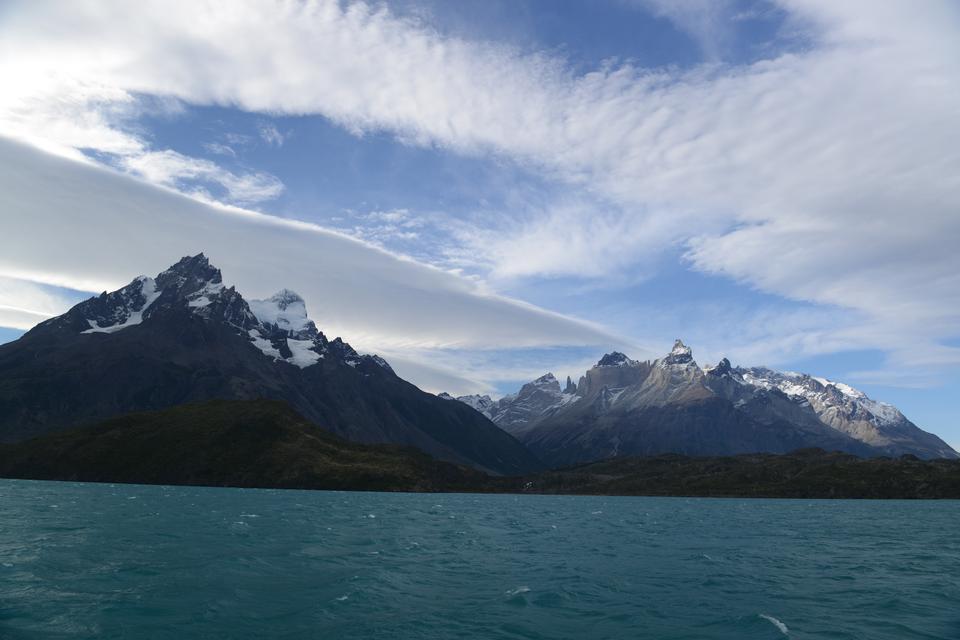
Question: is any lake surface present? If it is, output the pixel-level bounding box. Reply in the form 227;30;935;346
1;480;958;639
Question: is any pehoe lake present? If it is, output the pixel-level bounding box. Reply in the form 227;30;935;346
1;479;958;639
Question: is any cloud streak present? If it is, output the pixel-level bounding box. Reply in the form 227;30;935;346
0;137;619;392
1;0;958;383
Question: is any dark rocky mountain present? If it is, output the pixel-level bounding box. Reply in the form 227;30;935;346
0;254;540;475
0;399;488;492
452;340;957;466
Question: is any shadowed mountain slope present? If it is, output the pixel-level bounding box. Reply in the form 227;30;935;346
0;254;540;475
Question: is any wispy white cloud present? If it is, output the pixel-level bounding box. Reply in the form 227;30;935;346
0;277;83;330
0;138;617;385
202;142;236;157
0;0;958;385
626;0;739;60
119;149;284;204
257;121;287;147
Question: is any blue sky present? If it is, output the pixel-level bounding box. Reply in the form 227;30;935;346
0;0;958;448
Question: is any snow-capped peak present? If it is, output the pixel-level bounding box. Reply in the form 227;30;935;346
156;253;223;295
662;339;694;366
68;254;398;375
533;373;558;386
671;339;691;356
456;394;496;413
596;352;638;367
735;366;906;428
248;290;314;337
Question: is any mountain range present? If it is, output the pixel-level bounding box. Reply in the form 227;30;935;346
0;254;539;475
0;254;954;481
445;340;957;466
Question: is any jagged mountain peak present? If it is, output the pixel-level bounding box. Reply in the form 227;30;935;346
521;373;563;397
596;351;637;367
705;357;732;376
662;339;694;366
157;253;222;293
469;339;958;463
47;254;393;374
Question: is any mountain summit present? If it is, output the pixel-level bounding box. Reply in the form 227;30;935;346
0;255;539;474
452;340;957;466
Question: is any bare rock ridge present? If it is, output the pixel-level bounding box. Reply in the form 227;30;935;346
447;340;957;466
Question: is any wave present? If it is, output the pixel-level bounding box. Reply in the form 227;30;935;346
759;614;789;635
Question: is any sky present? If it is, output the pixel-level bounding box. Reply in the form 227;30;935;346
0;0;958;448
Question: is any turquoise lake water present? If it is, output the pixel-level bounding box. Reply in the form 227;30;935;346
1;480;958;639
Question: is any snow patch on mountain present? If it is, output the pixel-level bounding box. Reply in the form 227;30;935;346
82;277;161;334
248;328;282;360
287;338;323;368
186;281;225;308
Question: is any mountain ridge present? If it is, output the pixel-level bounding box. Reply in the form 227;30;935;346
447;340;957;464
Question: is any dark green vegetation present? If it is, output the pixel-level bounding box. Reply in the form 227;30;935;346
1;399;958;498
525;449;960;499
0;400;488;492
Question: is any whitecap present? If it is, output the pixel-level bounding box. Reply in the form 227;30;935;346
335;595;349;602
759;614;789;635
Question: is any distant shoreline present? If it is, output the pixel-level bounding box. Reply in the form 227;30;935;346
4;475;960;501
3;400;958;500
